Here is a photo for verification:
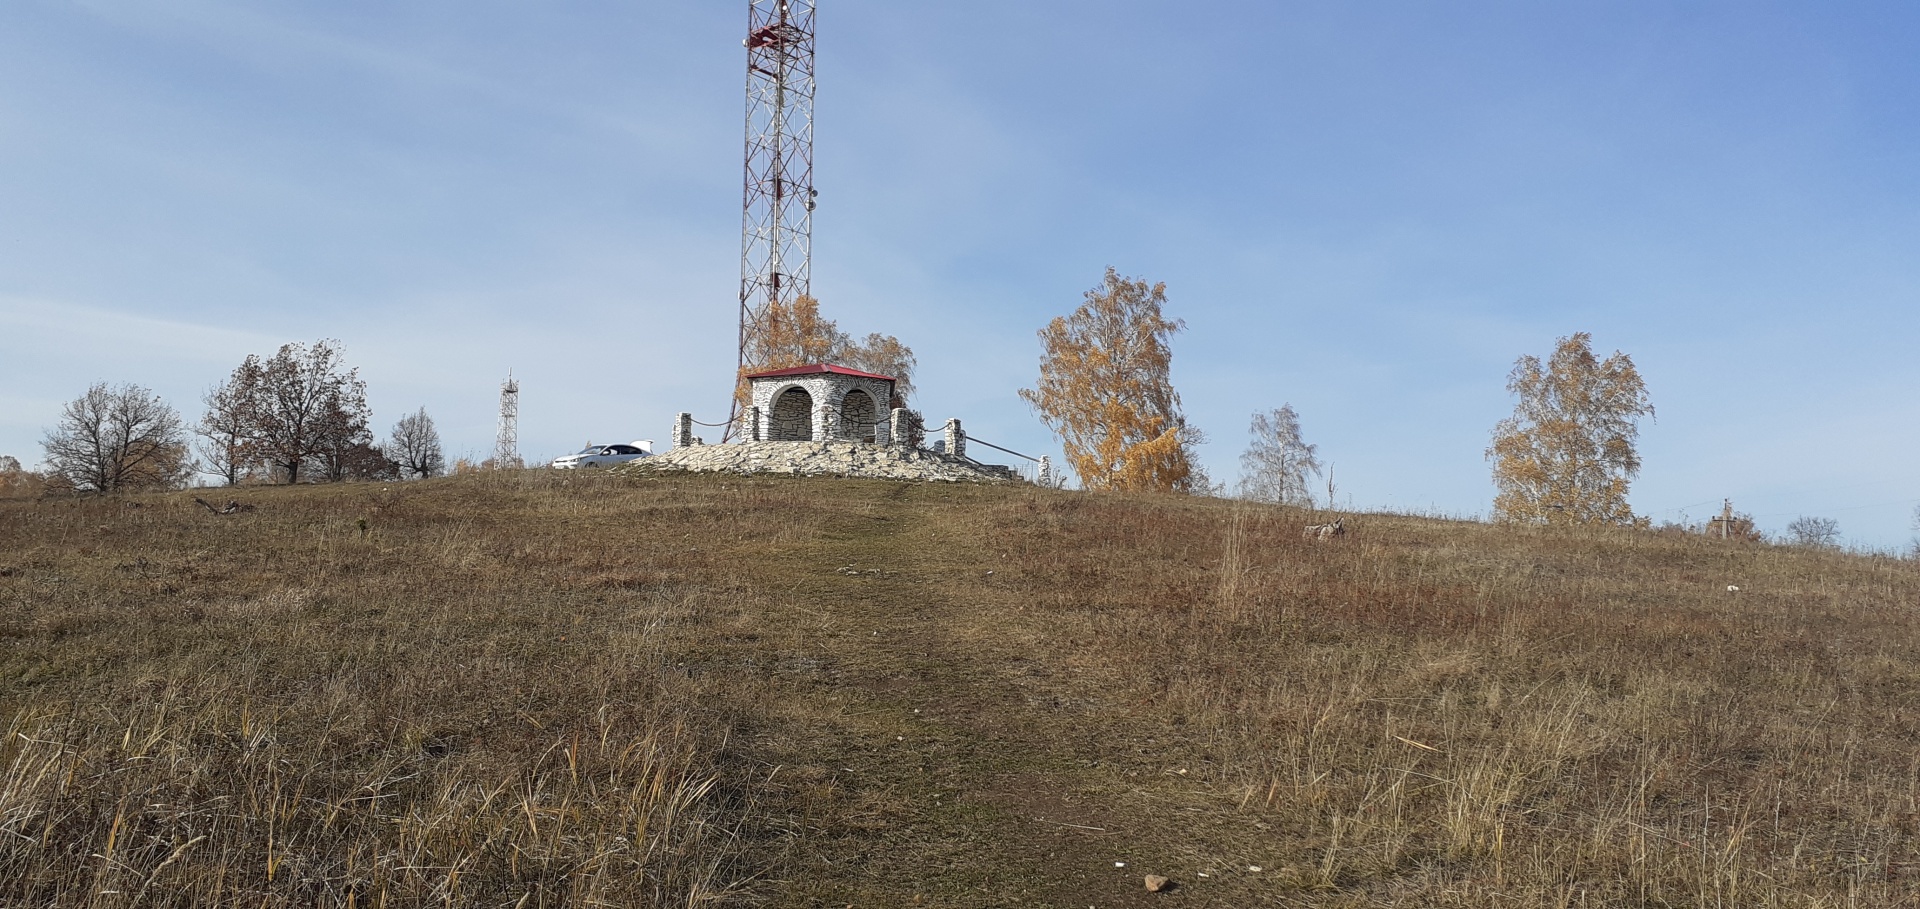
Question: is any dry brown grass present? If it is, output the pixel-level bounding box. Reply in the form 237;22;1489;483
986;493;1920;906
3;473;1918;906
0;473;803;907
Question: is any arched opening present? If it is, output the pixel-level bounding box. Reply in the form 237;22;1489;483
841;389;877;443
770;386;814;441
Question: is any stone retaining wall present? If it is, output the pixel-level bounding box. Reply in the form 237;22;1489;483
617;440;1016;483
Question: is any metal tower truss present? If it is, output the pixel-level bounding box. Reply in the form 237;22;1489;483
496;374;520;469
737;0;816;410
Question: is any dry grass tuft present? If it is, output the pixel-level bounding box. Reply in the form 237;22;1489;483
986;492;1920;904
0;473;786;907
5;473;1919;906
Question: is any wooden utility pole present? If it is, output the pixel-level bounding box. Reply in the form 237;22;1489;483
1711;498;1733;540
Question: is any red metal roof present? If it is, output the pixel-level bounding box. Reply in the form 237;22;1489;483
744;363;896;382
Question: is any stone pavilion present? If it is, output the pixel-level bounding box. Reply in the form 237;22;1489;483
741;364;897;443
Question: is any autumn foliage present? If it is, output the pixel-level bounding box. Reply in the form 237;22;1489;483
1487;332;1653;525
737;295;917;410
199;340;390;485
1020;268;1201;493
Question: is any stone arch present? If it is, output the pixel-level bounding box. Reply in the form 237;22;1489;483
841;389;877;443
769;386;814;441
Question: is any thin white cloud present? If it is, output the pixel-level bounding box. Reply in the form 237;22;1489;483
0;294;286;462
0;293;281;368
66;0;716;156
71;0;494;93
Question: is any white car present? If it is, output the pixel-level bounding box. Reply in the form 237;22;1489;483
550;441;653;469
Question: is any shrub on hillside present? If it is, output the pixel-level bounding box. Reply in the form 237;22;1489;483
1786;515;1842;549
0;455;46;498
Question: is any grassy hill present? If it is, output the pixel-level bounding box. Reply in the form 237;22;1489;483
3;472;1918;907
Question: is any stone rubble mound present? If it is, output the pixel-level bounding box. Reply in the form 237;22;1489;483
617;441;1016;483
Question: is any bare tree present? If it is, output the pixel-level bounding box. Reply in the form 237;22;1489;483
1785;516;1841;549
1237;404;1321;506
321;440;399;482
310;393;383;482
40;383;191;493
1911;505;1920;559
217;340;371;484
385;408;445;479
195;367;259;487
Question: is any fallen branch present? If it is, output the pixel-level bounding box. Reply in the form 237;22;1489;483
1303;518;1346;541
193;497;254;516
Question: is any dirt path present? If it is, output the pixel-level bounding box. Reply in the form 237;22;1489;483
720;482;1273;908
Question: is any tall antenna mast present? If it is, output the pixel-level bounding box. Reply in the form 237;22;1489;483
734;0;816;433
496;372;521;468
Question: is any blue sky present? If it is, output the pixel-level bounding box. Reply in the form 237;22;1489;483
3;1;1917;547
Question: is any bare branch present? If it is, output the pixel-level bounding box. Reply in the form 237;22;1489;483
1238;404;1321;506
385;408;445;479
40;383;189;493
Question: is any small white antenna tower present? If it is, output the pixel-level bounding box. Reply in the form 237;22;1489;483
496;371;521;468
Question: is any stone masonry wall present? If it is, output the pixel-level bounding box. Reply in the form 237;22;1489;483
747;373;895;443
619;441;1014;483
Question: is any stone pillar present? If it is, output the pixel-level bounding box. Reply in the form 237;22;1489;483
1037;455;1053;487
815;404;839;442
888;408;912;447
745;406;763;442
673;413;695;449
944;418;964;460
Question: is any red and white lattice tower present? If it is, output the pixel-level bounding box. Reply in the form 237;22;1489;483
733;0;816;432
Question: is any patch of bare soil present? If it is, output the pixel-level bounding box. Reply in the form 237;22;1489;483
722;482;1279;908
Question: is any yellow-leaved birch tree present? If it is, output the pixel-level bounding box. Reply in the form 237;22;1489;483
746;294;849;374
736;294;916;408
1487;332;1653;525
1020;268;1202;493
